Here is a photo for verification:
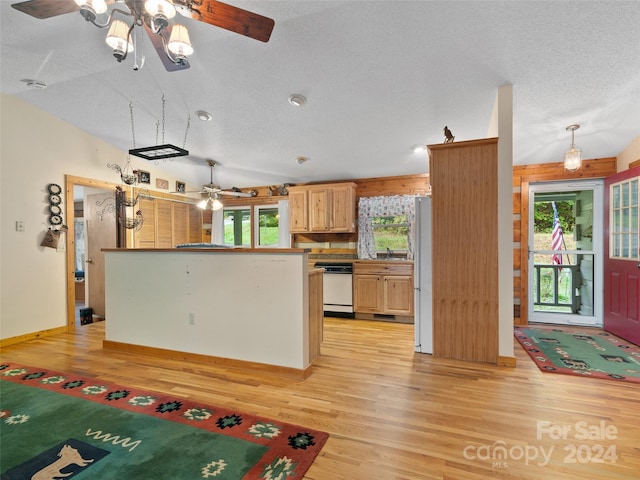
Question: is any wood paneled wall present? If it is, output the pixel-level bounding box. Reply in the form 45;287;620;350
133;156;617;327
429;139;499;363
131;194;204;248
512;157;617;324
285;174;432;247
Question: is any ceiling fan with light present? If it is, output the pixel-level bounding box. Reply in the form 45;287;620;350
186;160;256;210
11;0;275;71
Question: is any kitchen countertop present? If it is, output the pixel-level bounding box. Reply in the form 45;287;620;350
309;258;414;265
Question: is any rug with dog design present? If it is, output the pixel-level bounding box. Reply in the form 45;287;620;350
0;363;328;479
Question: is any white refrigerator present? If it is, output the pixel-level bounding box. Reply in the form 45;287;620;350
414;196;433;354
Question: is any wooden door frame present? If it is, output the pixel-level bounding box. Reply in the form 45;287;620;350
64;175;119;332
525;180;604;325
519;172;612;325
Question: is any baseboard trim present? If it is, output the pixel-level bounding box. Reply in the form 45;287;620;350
0;325;68;348
102;340;313;380
497;355;517;367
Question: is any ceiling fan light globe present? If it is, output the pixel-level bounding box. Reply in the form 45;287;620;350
106;19;133;56
168;24;194;57
211;198;224;211
151;15;169;32
144;0;176;19
197;198;209;209
75;0;107;15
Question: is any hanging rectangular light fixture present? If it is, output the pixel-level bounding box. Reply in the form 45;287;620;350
129;144;189;160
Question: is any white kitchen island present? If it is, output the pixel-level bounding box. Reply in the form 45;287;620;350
102;248;318;378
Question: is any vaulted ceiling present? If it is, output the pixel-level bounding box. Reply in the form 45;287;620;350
2;1;639;189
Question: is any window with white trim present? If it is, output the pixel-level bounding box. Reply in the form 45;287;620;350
610;178;639;260
213;201;290;248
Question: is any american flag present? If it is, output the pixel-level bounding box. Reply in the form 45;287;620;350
551;201;564;266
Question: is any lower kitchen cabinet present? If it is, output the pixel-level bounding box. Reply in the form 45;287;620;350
308;268;324;362
353;262;414;316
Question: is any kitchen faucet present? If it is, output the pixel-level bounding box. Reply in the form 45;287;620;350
386;247;392;258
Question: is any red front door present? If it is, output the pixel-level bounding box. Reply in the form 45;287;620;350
604;167;640;346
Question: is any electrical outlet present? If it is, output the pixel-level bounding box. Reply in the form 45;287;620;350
16;221;25;232
188;313;195;325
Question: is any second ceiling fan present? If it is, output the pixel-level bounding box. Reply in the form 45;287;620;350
184;160;256;210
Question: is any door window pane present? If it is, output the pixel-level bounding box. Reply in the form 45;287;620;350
256;206;279;247
610;178;639;260
223;208;251;246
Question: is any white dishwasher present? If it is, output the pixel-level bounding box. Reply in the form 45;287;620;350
314;262;354;316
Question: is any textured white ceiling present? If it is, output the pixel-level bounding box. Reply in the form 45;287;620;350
2;1;639;188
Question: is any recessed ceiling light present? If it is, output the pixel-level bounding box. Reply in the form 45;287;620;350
412;144;427;153
288;94;307;107
196;110;212;121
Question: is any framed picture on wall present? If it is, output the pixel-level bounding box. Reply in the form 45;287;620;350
176;181;186;193
137;170;151;184
156;178;169;190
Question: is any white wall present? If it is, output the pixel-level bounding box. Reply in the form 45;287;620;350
488;84;515;360
617;134;640;171
104;250;309;369
0;94;197;340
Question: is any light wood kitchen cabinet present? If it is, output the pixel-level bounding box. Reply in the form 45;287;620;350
308;187;331;231
353;262;414;316
330;184;356;232
308;268;324;362
288;189;308;232
288;182;356;233
133;198;203;248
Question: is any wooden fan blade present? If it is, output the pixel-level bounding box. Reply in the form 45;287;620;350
219;190;253;197
189;0;274;43
143;23;190;72
11;0;79;19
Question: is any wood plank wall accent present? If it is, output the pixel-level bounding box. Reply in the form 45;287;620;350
512;157;617;325
428;138;499;364
135;156;615;328
132;195;204;248
271;174;432;245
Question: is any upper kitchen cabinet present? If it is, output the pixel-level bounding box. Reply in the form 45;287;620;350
288;182;357;233
288;189;309;232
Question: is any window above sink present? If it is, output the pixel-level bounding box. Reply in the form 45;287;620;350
372;214;409;259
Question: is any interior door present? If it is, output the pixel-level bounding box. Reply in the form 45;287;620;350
85;191;117;319
604;167;640;345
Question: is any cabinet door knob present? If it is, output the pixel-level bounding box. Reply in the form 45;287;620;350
85;258;93;264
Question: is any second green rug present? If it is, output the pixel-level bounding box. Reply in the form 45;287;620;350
514;326;640;384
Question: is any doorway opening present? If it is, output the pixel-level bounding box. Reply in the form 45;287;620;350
528;180;604;327
65;176;119;330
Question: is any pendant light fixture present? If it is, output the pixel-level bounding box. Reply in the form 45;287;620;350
564;124;582;171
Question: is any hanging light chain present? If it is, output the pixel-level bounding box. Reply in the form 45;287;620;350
129;102;136;149
183;114;191;149
161;94;166;144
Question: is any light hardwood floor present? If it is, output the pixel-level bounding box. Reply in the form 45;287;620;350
1;318;639;479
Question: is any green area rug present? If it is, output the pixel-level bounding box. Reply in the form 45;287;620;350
0;363;328;479
514;326;640;384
